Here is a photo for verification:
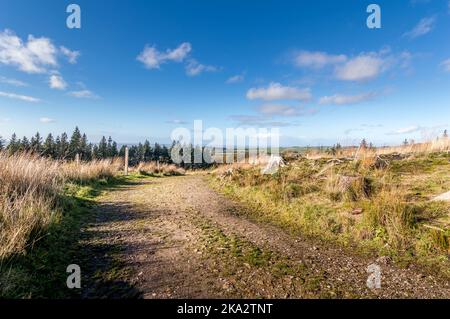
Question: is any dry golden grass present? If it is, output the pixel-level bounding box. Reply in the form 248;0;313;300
212;144;450;272
60;157;122;183
0;152;121;260
135;161;185;176
0;152;62;259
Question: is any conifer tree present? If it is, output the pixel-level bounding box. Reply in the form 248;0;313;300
69;127;82;159
43;133;55;158
59;132;69;159
98;136;108;159
20;136;30;151
30;132;42;153
7;133;19;154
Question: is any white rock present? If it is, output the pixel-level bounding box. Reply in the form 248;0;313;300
432;191;450;202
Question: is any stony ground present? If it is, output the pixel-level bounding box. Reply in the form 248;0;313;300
79;174;450;299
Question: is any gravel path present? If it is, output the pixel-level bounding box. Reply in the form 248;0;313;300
81;175;450;299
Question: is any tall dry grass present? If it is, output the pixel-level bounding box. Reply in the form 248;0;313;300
0;152;62;259
61;157;123;183
0;152;121;260
135;161;185;176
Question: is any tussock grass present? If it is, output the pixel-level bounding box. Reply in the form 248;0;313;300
212;149;450;275
0;152;120;260
135;161;185;176
61;158;122;183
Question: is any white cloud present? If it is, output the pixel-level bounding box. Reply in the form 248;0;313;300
403;16;436;39
441;58;450;72
246;82;312;101
257;104;317;117
39;117;55;123
166;119;188;125
293;51;347;69
137;42;192;69
60;46;80;64
319;92;377;105
0;76;27;87
389;126;421;135
185;59;218;76
0;90;40;102
335;54;385;81
229;115;298;127
226;74;245;84
49;74;67;90
68;90;99;99
0;29;57;73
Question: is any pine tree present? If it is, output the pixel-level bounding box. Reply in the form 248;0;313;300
20;136;30;151
143;140;152;161
154;143;162;161
0;135;4;151
43;133;55;158
360;139;368;149
444;130;448;138
30;132;42;153
7;133;18;154
69;127;82;159
79;134;91;160
119;145;127;157
111;141;118;157
98;136;108;159
59;133;69;159
161;145;169;162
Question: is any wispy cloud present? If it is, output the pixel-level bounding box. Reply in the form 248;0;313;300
60;46;80;64
0;76;27;87
403;16;436;39
137;42;192;69
388;125;422;135
293;50;347;69
49;74;67;90
226;74;245;84
387;124;448;138
441;58;450;72
319;92;377;105
257;104;317;117
185;59;218;76
247;82;311;101
0;90;40;102
39;117;56;123
68;89;99;99
229;115;298;127
166;119;188;125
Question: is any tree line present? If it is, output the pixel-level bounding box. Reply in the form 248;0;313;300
0;127;172;164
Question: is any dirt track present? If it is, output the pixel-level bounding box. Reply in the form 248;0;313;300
80;175;450;299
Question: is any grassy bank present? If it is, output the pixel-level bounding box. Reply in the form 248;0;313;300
0;152;134;298
210;152;450;277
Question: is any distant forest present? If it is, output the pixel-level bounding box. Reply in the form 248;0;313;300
0;127;174;165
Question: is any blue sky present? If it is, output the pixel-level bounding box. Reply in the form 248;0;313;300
0;0;449;146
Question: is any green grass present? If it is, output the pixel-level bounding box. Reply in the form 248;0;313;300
0;173;143;299
210;152;450;278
